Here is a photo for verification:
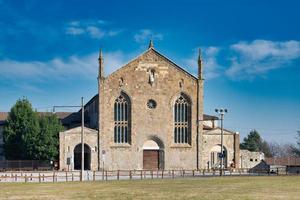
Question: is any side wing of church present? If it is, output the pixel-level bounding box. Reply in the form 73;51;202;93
59;41;241;171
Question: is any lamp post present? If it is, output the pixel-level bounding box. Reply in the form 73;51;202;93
215;108;227;176
53;97;85;181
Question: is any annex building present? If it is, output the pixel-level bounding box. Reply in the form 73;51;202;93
58;41;241;171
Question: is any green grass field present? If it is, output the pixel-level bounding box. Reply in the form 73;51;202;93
0;176;299;200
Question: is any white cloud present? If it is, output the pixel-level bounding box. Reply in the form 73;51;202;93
86;26;105;39
65;27;85;35
65;19;120;39
134;29;163;43
0;51;131;82
226;40;300;79
183;40;300;80
183;46;222;80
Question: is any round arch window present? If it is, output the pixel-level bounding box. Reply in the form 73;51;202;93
147;99;157;109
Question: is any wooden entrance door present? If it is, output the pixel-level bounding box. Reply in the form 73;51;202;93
143;150;159;170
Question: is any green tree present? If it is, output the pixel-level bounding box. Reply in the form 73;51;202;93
240;129;272;157
240;130;261;152
3;98;40;159
36;114;64;160
3;98;64;160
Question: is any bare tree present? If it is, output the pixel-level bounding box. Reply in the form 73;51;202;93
268;142;296;158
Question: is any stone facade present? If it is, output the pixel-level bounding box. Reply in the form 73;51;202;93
240;149;264;169
59;127;98;171
202;128;240;169
98;46;203;170
58;43;241;171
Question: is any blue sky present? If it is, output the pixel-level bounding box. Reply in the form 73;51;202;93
0;0;300;144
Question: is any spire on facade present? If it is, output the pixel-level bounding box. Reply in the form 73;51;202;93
148;39;154;49
98;48;104;79
198;48;203;80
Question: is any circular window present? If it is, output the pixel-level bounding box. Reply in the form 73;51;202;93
147;99;157;109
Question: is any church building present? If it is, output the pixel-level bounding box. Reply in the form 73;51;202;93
59;41;240;171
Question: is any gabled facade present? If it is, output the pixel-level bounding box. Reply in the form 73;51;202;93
97;43;204;170
58;41;240;171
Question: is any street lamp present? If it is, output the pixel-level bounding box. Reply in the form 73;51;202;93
53;97;85;181
215;108;227;176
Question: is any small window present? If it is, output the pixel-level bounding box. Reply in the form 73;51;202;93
250;158;253;162
147;99;157;109
255;159;258;162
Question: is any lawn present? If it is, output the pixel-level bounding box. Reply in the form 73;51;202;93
0;176;299;200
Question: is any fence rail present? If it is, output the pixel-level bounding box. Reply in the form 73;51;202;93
0;168;298;183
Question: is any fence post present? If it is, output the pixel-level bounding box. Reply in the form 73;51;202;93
66;172;68;182
15;174;17;182
183;170;185;178
25;174;28;183
140;170;143;180
30;173;33;181
93;171;95;181
117;170;120;180
162;170;164;179
43;174;45;181
53;172;55;182
129;170;132;180
105;170;107;181
39;173;41;183
72;173;74;182
102;169;104;181
172;170;174;179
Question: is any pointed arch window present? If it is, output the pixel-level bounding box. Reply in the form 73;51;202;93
174;93;191;144
114;92;131;144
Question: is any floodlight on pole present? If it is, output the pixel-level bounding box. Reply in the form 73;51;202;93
215;108;228;176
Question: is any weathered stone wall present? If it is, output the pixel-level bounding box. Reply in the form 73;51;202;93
59;127;98;171
99;48;203;170
240;149;264;169
202;128;239;169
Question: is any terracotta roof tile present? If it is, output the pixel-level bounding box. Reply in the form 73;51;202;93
265;157;300;166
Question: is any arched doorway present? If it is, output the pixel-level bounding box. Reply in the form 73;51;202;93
210;145;227;169
74;143;91;170
143;139;164;170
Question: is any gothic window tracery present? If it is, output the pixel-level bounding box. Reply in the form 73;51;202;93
174;93;191;144
114;92;131;144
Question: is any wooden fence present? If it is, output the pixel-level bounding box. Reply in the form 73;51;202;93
0;168;295;183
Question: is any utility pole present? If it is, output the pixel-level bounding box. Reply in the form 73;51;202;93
215;108;227;176
80;97;84;181
53;97;85;181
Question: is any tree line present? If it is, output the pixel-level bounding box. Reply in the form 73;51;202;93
240;129;300;158
3;98;64;161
